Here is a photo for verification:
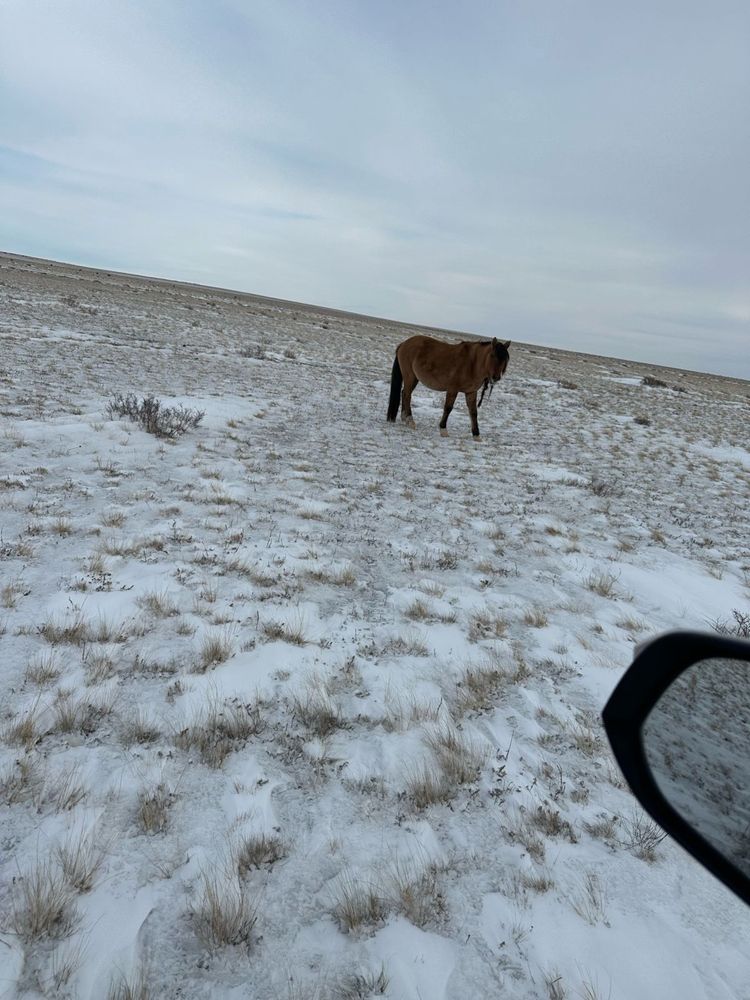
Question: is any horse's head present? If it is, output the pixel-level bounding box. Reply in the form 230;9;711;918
488;338;511;383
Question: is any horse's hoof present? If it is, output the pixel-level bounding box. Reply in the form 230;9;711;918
405;418;416;429
440;428;448;437
473;435;482;442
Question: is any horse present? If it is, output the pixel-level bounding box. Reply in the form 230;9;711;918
386;335;510;439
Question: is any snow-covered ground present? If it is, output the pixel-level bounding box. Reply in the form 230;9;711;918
1;252;749;1000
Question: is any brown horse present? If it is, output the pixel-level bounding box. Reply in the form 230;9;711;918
386;335;510;438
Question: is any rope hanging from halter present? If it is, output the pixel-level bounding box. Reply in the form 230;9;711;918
478;378;494;409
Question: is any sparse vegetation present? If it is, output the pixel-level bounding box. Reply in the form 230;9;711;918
138;783;175;834
108;393;205;438
9;859;82;942
330;871;388;933
175;698;263;767
711;609;750;638
236;832;287;874
190;872;257;948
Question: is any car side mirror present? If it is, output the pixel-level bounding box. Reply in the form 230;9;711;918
602;631;750;905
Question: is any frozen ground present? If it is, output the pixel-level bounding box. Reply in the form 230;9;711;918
1;252;749;1000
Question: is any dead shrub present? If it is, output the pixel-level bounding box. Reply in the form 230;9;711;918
624;809;667;862
710;609;750;639
107;393;204;438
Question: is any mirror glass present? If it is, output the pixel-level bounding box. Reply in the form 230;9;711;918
643;657;750;878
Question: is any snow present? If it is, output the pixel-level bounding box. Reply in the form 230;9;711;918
1;252;749;999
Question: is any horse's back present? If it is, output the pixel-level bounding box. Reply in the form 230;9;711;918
396;335;472;391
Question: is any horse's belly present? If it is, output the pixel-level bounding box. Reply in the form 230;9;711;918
416;370;447;391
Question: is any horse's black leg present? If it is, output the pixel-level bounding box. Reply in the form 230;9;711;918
465;391;480;439
439;392;457;436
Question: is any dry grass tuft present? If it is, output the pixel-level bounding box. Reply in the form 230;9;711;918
1;756;43;806
529;804;578;842
107;966;151;1000
9;859;82;942
190;872;257;949
292;679;344;736
196;628;235;671
24;651;62;687
330;966;389;999
403;761;454;810
330;871;388;933
236;832;287;875
137;782;175;834
454;660;510;714
56;829;108;892
522;607;549;628
260;616;309;646
51;765;89;812
386;857;447;928
467;607;508;642
120;708;161;745
425;722;489;785
584;814;619;842
584;571;619;598
570;872;608;925
379;631;430;657
39;610;90;646
176;698;264;768
137;589;180;617
52;688;112;736
4;701;42;748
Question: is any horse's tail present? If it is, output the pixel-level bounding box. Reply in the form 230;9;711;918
387;355;402;422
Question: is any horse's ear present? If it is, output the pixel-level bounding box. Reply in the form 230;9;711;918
503;340;511;349
492;337;497;346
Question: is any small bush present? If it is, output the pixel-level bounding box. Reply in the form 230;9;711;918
108;394;204;438
711;609;750;639
642;375;667;388
624;809;667;862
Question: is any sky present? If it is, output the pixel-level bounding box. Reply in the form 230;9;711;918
1;0;748;378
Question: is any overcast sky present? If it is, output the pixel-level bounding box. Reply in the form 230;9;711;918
1;0;748;377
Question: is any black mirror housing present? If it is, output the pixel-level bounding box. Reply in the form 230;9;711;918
603;630;750;906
